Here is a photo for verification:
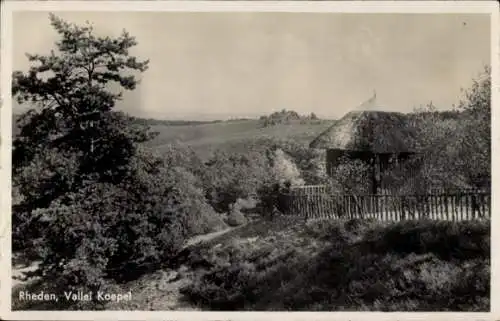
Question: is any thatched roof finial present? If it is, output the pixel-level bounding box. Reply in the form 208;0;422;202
355;90;378;111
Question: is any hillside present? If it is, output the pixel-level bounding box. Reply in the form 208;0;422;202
145;118;336;158
176;218;489;311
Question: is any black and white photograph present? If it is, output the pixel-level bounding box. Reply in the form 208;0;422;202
1;0;497;317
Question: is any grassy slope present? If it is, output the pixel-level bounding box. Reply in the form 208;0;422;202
102;218;489;311
145;119;335;157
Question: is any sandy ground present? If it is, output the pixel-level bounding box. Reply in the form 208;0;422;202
12;260;41;288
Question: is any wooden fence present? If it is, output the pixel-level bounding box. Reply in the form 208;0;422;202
278;185;491;221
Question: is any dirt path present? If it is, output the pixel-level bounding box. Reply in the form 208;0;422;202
183;227;233;248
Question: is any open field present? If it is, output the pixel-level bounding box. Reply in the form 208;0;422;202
145;119;335;157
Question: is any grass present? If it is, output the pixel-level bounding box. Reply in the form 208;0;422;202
145;119;335;157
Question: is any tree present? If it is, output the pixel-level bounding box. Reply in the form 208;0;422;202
11;15;164;303
12;13;152;197
381;66;491;193
454;66;491;189
204;149;273;212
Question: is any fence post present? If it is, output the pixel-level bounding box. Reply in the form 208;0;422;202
445;194;449;221
432;194;436;220
439;194;443;220
304;194;309;222
464;193;468;220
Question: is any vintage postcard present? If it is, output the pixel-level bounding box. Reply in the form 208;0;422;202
0;1;498;320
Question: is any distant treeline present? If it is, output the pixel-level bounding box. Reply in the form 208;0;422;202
409;109;462;121
131;117;223;126
259;109;323;127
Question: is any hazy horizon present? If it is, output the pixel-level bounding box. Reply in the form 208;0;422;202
12;11;491;121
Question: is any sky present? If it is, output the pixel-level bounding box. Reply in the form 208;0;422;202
12;11;491;120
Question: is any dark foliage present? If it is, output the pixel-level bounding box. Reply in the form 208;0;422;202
381;67;491;193
202;149;274;213
181;220;490;311
361;220;489;261
259;109;324;127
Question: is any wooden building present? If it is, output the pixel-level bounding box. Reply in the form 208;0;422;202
309;94;416;194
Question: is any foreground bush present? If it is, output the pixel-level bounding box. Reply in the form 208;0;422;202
203;149;274;213
226;207;248;227
13;148;228;309
361;220;489;260
181;219;490;311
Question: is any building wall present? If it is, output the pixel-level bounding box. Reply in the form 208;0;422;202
326;149;378;176
325;148;417;193
326;149;344;176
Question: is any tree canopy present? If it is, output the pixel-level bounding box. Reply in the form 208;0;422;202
12;14;153;206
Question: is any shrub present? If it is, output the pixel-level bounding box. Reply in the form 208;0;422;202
128;147;226;236
233;197;258;213
226;207;248;227
201;138;325;217
256;137;328;185
271;148;305;186
379;67;490;193
328;157;373;194
203;149;274;213
160;143;207;185
12;149;81;251
181;219;490;311
362;220;490;260
184;261;259;310
13;147;226;309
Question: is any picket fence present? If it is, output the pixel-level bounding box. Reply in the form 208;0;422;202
278;185;491;221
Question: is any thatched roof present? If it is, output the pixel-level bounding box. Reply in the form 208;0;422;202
309;95;415;154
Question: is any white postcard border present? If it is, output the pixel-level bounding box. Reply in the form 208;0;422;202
1;1;498;320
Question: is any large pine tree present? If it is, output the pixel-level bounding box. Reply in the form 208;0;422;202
12;14;153;209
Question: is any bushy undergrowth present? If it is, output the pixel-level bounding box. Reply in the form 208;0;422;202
12;147;227;309
181;219;490;311
361;220;489;261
